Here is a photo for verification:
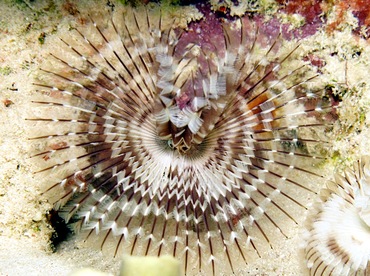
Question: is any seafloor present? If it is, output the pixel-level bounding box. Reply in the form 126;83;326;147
0;0;370;275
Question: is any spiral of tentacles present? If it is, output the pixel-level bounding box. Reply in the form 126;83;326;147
304;157;370;276
29;5;335;275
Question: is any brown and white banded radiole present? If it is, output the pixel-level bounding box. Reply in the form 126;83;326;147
304;156;370;276
28;4;336;275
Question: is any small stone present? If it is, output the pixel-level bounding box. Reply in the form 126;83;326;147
23;230;32;238
32;212;43;222
3;99;13;107
120;255;180;276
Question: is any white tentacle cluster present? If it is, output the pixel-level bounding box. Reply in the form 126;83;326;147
304;156;370;276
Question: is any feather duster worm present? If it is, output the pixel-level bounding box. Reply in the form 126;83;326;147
304;156;370;276
29;5;335;275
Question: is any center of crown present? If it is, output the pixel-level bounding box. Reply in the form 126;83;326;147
168;138;191;154
162;137;209;160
